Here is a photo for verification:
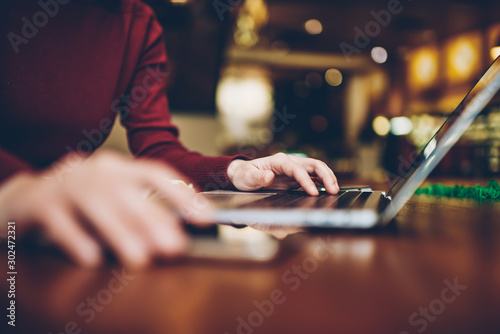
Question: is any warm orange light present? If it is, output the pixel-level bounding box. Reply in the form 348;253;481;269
325;69;343;86
446;35;480;82
233;0;269;48
491;47;500;61
408;46;439;91
373;116;390;136
305;19;323;35
488;24;500;61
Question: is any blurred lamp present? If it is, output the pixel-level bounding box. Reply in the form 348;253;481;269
233;0;269;48
234;28;259;48
216;68;274;143
447;36;479;81
390;117;413;136
409;47;439;90
216;74;273;122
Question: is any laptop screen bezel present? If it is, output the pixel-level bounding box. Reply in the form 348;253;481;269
381;56;500;223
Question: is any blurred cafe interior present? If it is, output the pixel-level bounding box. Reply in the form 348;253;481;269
102;0;500;184
5;2;500;334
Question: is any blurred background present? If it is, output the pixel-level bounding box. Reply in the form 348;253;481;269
101;0;500;184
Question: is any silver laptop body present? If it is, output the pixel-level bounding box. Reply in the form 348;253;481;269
204;57;500;229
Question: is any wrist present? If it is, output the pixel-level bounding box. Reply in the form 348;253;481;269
0;171;37;200
0;172;37;234
227;159;246;184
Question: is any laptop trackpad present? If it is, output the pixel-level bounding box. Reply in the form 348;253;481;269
202;190;277;209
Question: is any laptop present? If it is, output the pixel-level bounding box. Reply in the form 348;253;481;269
203;56;500;229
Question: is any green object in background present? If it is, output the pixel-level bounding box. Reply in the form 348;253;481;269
415;180;500;201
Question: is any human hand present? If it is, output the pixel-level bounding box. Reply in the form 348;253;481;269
0;151;214;268
227;153;339;196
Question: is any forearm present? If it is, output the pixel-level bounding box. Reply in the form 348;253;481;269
0;172;36;236
119;13;249;189
136;142;247;190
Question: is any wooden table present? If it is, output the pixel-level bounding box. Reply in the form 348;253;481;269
2;194;500;334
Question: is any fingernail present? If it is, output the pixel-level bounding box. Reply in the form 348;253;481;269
309;185;319;195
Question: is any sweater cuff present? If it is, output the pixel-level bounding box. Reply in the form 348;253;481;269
196;155;251;191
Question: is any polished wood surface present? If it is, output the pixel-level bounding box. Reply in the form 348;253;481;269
2;193;500;334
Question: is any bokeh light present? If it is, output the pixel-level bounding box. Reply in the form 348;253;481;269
372;116;390;136
371;46;388;64
446;36;480;81
305;72;323;89
304;19;323;35
310;115;328;133
390;117;413;136
325;69;343;86
216;72;273;121
408;47;439;91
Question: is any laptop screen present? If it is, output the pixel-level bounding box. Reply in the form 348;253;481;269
381;57;500;223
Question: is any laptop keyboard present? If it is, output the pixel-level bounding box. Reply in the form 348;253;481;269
238;190;375;210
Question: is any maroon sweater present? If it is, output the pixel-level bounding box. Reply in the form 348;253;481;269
0;0;242;189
